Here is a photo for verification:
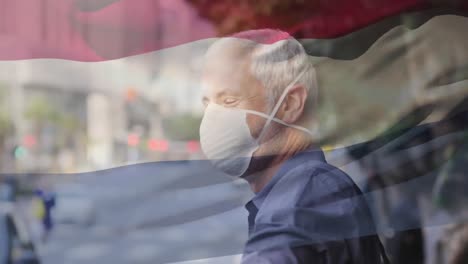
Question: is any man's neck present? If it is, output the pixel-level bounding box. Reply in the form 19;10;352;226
245;130;312;193
245;161;282;193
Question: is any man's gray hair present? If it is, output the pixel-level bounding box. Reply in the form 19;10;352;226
248;31;317;108
208;29;318;115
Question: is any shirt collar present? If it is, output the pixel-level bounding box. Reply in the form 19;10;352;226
249;146;326;209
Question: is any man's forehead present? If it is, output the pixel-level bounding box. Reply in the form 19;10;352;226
202;42;253;94
200;37;271;101
201;64;248;97
203;41;251;72
205;38;254;60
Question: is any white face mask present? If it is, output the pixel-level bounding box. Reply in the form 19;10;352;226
199;70;313;177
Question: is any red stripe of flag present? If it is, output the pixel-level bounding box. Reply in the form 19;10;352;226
0;0;467;61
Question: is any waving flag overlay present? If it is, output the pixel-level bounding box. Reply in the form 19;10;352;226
0;0;465;60
1;0;468;263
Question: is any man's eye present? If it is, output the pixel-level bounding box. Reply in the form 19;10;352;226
223;97;238;105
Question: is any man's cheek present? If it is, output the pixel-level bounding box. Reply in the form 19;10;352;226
246;114;266;138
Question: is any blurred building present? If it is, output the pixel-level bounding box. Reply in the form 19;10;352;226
0;0;212;173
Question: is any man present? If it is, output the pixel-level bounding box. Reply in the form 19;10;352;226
199;29;388;263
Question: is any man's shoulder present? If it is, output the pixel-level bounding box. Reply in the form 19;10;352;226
261;160;365;213
297;161;364;208
254;159;377;243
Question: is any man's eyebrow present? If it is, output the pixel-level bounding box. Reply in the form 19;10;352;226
201;90;235;104
215;91;227;98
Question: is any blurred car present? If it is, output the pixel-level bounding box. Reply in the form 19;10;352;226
0;202;40;264
52;184;96;226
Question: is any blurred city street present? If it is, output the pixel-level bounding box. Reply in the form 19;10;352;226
31;161;251;264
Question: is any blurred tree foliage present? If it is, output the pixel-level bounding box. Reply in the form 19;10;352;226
0;111;11;137
162;114;202;141
25;96;61;124
0;85;13;144
25;96;81;150
25;96;79;130
0;85;13;171
186;0;316;35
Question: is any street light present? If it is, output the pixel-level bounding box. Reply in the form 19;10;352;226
13;146;27;159
147;139;169;152
127;133;140;147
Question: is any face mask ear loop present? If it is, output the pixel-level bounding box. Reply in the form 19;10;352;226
256;69;306;143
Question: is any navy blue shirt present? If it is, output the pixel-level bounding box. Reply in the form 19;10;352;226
242;148;388;263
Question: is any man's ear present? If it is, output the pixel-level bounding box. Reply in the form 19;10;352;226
279;85;308;124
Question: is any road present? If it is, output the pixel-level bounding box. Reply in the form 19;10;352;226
31;151;368;264
32;160;253;264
